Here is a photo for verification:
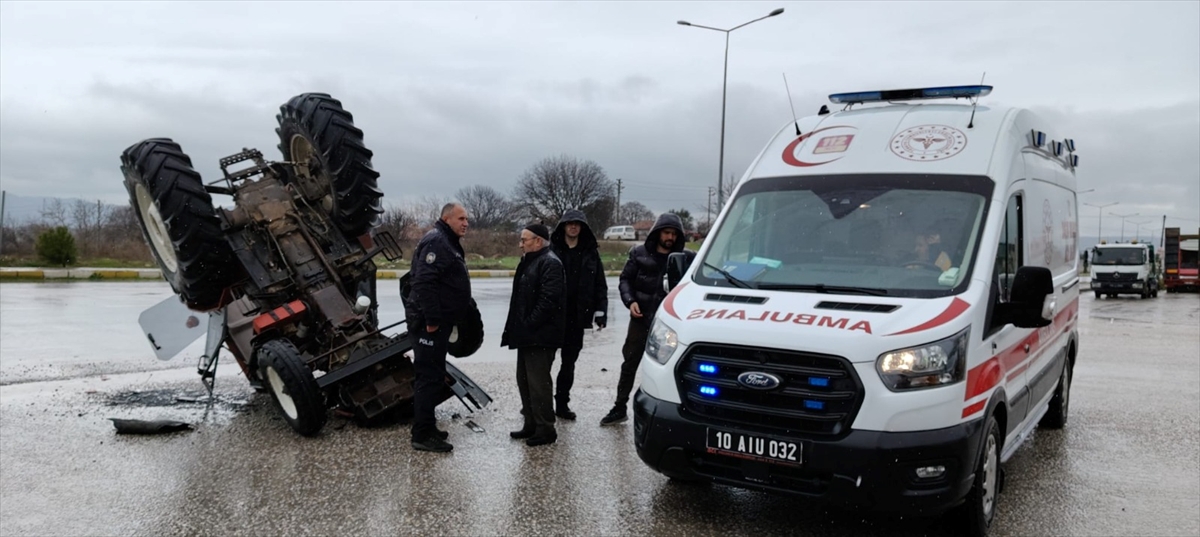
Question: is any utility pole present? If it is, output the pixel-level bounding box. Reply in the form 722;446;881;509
614;178;623;223
707;186;714;231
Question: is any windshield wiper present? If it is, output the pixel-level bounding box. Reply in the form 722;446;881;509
755;283;889;296
703;263;755;289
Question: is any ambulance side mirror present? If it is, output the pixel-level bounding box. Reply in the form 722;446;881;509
664;252;691;293
999;266;1055;329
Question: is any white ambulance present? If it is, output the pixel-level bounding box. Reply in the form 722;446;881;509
633;85;1080;536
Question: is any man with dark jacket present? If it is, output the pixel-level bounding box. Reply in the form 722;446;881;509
502;224;566;447
549;209;609;420
405;203;473;453
601;213;696;426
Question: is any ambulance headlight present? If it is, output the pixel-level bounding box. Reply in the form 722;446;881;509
877;327;970;391
645;318;680;364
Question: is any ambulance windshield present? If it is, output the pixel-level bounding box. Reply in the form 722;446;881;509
696;174;994;298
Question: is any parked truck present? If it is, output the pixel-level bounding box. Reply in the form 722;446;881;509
1089;242;1159;299
1163;227;1200;293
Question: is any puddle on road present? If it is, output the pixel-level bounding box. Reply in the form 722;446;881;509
101;388;256;414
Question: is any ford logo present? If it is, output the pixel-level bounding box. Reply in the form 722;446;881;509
737;371;782;390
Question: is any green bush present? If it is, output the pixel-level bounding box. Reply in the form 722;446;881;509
36;226;77;267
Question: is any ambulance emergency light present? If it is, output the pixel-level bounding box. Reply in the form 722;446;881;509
828;85;993;104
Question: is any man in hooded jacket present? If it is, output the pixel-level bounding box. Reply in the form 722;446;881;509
550;209;609;420
601;213;696;426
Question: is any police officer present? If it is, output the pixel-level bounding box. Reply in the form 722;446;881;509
549;209;608;420
406;203;472;453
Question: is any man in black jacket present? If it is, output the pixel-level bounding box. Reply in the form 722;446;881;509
501;224;566;446
602;213;695;426
406;203;473;453
549;209;609;420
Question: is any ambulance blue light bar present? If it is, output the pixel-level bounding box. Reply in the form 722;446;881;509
829;85;993;104
698;363;718;374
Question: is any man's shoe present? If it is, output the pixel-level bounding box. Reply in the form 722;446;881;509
510;423;536;439
526;429;558;447
600;406;628;426
555;405;577;421
412;436;453;453
433;428;449;441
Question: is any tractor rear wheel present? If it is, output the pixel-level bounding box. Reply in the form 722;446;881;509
276;93;384;240
120;138;237;311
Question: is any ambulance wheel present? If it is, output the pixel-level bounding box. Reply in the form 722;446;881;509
1039;362;1070;429
958;414;1001;537
257;339;327;437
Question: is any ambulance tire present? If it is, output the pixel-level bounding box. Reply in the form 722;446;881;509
958;415;1001;537
1039;362;1070;429
257;339;327;437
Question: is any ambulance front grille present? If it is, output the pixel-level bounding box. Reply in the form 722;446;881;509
676;344;863;437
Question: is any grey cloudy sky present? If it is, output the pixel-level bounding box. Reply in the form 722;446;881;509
1;1;1197;237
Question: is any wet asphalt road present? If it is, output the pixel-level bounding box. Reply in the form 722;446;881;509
1;281;1198;536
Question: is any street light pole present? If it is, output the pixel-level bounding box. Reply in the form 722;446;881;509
1110;212;1139;242
1083;201;1117;243
1127;218;1154;242
678;7;784;210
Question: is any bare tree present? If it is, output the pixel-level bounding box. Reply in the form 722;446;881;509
413;196;453;227
456;185;515;230
582;195;617;235
512;155;615;224
721;175;738;209
378;202;417;241
71;200;111;257
39;198;70;228
104;205;142;243
620;201;655;224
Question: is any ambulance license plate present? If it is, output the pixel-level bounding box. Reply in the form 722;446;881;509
706;428;802;467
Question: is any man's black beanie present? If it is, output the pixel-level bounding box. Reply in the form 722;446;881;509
524;223;550;241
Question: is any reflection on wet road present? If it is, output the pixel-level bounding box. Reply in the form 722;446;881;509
1;282;1197;536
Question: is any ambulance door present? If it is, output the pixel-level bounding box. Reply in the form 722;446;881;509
982;189;1032;436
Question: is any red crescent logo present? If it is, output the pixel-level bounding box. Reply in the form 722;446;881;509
782;126;854;167
663;282;688;320
886;297;971;336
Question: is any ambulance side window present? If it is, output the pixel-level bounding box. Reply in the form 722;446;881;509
995;194;1023;302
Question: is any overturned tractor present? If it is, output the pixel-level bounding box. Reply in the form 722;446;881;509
121;92;489;436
